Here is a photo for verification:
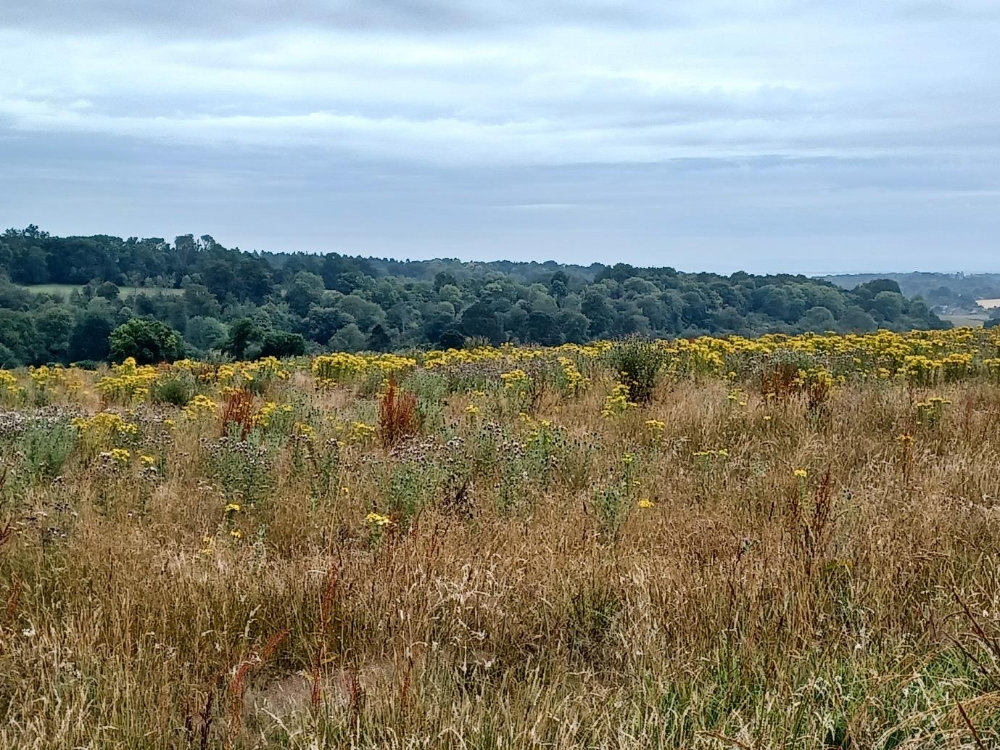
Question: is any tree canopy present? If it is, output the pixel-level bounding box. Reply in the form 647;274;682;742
0;226;948;366
109;318;185;365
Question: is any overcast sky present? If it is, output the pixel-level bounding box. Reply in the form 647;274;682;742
2;1;999;273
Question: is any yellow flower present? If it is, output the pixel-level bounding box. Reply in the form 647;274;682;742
638;498;655;509
110;448;130;464
465;403;480;415
183;394;218;420
366;512;393;527
602;383;635;417
140;454;156;466
500;369;529;389
230;529;243;539
225;503;241;513
793;468;808;479
349;421;377;443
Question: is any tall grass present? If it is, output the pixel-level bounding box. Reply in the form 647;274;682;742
3;365;1000;748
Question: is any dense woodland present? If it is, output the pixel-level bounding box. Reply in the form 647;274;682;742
0;225;946;366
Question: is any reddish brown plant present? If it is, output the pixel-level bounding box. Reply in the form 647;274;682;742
220;388;255;439
378;380;419;449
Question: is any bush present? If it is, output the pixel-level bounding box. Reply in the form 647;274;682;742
22;420;77;479
150;371;197;406
605;337;665;403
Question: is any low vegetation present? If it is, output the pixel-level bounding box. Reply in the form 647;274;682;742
4;328;1000;747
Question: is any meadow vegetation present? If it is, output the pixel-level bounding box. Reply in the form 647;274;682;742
4;328;1000;748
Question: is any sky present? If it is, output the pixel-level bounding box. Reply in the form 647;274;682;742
1;1;999;274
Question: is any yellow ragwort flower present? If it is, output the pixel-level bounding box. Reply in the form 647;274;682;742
365;512;393;527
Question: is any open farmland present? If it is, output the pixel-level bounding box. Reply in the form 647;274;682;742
5;330;1000;748
16;284;185;299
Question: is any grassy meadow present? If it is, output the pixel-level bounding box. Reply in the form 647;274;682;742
16;283;185;299
5;331;1000;748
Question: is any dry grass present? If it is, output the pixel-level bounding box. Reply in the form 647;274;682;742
4;368;1000;748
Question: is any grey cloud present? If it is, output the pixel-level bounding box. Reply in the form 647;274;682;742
1;0;998;271
1;0;681;36
6;0;998;37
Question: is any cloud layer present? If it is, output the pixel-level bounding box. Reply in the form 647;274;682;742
2;1;998;271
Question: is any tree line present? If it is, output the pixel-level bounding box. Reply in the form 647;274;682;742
0;225;947;366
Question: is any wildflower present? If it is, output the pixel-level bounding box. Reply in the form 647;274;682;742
366;512;393;527
254;401;279;428
140;454;156;466
465;403;480;415
793;468;808;479
230;529;243;539
225;503;241;513
645;419;666;434
500;369;529;389
602;383;636;417
763;415;772;422
110;448;130;464
349;421;377;443
638;498;655;509
183;394;218;420
73;412;138;447
897;433;913;444
200;535;215;555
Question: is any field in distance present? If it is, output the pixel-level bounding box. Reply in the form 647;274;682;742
936;298;1000;329
4;329;1000;747
16;283;184;298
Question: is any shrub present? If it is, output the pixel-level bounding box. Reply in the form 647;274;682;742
150;371;197;406
605;337;665;403
22;420;77;479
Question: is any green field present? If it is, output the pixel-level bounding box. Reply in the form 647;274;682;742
17;283;184;299
939;312;988;328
